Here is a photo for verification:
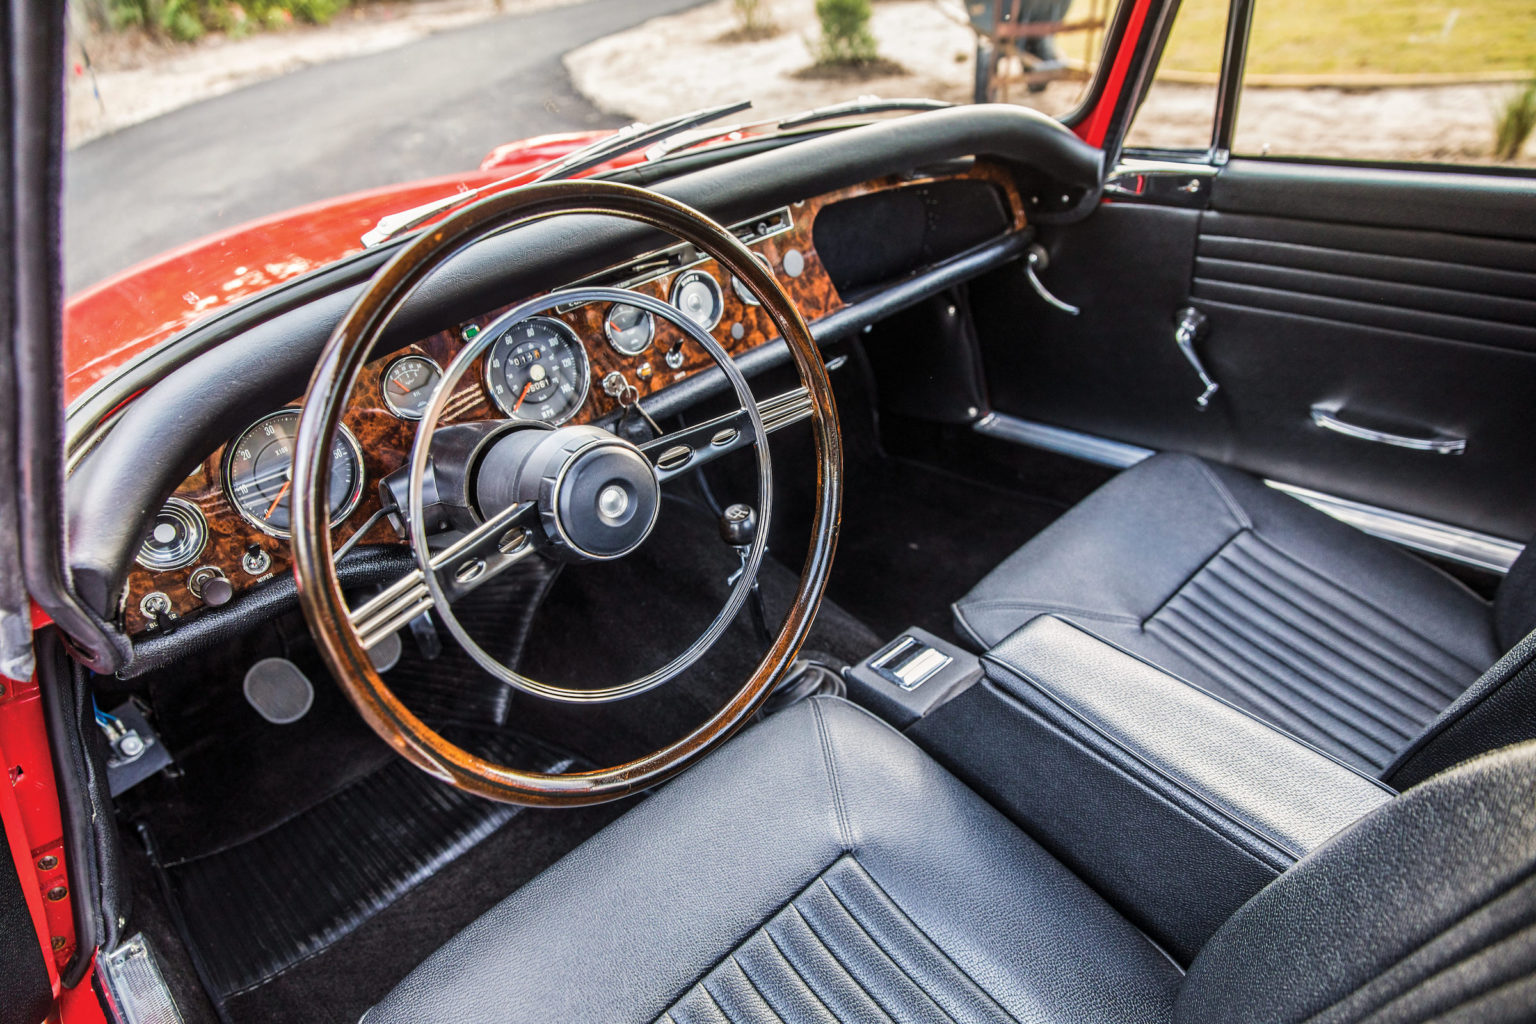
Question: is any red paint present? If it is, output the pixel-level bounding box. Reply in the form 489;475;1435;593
0;664;69;994
62;131;628;404
60;972;111;1024
1075;0;1154;146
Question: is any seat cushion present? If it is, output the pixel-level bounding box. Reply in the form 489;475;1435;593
953;453;1499;775
365;698;1182;1024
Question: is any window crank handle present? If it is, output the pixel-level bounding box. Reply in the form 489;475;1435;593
1025;244;1080;316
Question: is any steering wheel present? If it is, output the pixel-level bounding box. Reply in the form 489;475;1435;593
290;181;842;806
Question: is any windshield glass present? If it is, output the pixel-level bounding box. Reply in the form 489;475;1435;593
62;0;1120;398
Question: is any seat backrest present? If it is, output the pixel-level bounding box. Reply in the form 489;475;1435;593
1175;740;1536;1024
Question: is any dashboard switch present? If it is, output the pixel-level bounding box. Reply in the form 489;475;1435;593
189;566;233;607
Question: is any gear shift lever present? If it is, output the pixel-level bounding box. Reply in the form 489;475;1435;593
720;503;771;645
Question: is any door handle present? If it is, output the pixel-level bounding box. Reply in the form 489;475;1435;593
1309;405;1466;455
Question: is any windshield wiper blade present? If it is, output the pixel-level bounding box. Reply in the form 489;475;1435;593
776;97;953;130
360;99;753;247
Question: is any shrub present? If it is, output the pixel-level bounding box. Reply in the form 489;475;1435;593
814;0;878;65
105;0;349;42
1494;77;1536;162
729;0;778;39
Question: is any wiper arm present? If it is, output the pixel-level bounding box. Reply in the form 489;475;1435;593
361;99;753;247
776;97;953;130
642;96;956;162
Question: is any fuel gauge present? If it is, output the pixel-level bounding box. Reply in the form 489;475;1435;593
604;302;655;356
382;354;443;420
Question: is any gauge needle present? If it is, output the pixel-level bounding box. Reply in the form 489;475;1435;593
265;478;292;519
388;379;410;393
512;380;534;413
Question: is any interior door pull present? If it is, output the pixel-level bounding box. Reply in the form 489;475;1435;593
1025;244;1080;316
1309;406;1467;455
1172;307;1219;410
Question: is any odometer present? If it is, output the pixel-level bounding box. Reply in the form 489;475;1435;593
484;316;590;424
224;410;364;538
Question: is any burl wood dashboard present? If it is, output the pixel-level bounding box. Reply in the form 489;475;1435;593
123;161;1026;636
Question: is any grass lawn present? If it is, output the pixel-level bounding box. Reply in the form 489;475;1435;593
1152;0;1536;76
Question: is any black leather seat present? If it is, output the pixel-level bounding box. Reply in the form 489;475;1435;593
953;452;1535;779
368;697;1536;1023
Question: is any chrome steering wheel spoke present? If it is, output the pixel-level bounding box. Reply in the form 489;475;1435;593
350;502;538;651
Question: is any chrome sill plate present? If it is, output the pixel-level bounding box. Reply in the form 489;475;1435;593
972;412;1523;574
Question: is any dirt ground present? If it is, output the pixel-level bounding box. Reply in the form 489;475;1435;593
567;0;1535;166
65;0;585;147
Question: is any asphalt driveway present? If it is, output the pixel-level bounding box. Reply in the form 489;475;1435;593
64;0;702;294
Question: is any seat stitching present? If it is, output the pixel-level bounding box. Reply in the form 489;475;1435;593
1339;919;1536;1024
726;951;794;1024
1142;531;1249;627
759;923;865;1023
1236;537;1480;692
786;901;905;1024
1180;575;1426;739
696;983;741;1024
821;863;1023;1024
1250;534;1486;677
1388;639;1536;783
1151;610;1391;768
811;700;851;851
1214;548;1458;713
1155;604;1401;745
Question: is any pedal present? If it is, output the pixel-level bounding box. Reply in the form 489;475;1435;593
242;658;315;725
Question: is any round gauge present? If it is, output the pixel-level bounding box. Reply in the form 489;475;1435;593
224;410;364;539
669;269;724;332
603;302;655;356
484;316;591;424
136;497;209;571
381;354;443;420
729;252;775;307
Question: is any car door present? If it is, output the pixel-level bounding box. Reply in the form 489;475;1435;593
969;0;1536;564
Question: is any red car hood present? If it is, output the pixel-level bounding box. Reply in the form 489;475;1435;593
63;130;639;404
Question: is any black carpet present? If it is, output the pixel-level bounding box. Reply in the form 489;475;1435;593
151;730;573;1011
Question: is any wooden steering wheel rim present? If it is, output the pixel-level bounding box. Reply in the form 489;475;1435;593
291;180;842;806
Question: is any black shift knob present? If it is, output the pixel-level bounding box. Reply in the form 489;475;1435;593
719;503;757;547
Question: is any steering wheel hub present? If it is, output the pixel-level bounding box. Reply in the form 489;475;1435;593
475;424;660;562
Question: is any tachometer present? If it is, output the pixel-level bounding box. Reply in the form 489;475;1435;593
484;316;591;424
224;409;364;538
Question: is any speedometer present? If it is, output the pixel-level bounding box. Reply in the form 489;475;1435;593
484;316;591;424
223;409;364;538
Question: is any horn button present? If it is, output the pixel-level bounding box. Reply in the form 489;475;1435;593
475;425;660;561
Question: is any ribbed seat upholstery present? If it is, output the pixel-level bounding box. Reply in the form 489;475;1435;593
953;453;1519;777
369;698;1536;1024
661;858;1019;1024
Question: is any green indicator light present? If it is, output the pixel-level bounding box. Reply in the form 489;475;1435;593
462;324;481;342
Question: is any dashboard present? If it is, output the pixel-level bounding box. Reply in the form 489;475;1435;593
119;162;1028;638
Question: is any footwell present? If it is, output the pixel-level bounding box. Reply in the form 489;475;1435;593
147;731;574;1007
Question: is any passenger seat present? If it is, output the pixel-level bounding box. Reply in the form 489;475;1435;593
953;453;1536;785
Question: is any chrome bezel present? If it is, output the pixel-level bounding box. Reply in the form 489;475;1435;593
482;315;592;425
602;301;656;356
380;354;444;421
730;252;775;307
135;496;209;571
223;409;365;539
668;269;724;332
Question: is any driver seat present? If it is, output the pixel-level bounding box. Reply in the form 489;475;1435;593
366;698;1536;1024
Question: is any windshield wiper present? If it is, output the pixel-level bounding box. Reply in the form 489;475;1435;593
775;97;953;130
641;96;957;163
361;100;753;247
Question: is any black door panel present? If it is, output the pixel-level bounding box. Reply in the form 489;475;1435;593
971;161;1536;542
973;202;1235;459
